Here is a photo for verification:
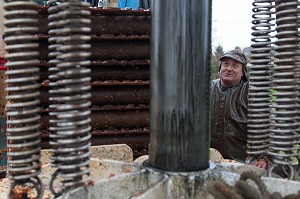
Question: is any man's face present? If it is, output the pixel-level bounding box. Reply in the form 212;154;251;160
220;58;243;87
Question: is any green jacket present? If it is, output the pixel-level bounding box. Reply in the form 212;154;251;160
210;79;249;162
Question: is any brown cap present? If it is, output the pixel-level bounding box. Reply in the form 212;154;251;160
219;49;247;65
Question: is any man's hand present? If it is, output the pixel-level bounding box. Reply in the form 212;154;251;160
252;159;267;169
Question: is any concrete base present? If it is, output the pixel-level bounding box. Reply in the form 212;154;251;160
0;144;133;199
0;158;142;199
1;145;300;198
134;148;238;164
64;161;300;199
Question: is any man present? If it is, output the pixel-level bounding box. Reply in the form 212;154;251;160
210;49;269;169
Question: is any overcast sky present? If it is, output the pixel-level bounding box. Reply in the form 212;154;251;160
212;0;253;51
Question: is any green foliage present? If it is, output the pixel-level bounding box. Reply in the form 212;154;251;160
211;44;224;79
278;150;299;164
269;88;277;102
235;46;241;51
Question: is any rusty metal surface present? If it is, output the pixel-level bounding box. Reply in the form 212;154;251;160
38;35;150;61
40;107;149;132
40;132;149;158
36;7;151;35
35;7;151;159
38;60;150;83
37;15;151;36
40;84;150;106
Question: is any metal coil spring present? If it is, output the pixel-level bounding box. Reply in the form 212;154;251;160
3;0;44;198
247;0;275;161
269;0;300;179
47;0;92;196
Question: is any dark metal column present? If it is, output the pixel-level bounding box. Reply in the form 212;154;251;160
149;0;212;171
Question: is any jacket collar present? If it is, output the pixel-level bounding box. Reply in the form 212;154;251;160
219;79;244;91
